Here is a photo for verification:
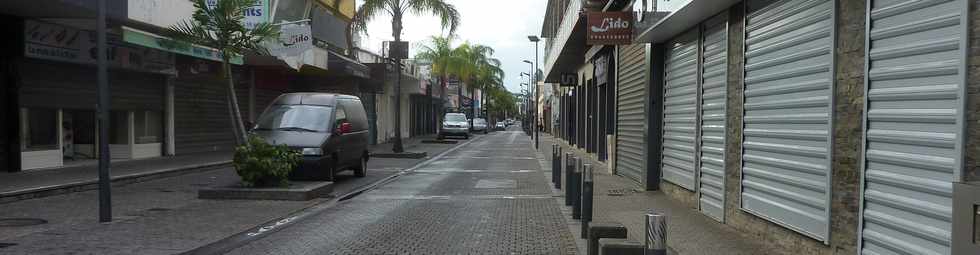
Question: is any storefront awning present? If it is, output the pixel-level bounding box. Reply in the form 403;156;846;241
634;0;740;43
122;26;245;65
327;51;370;79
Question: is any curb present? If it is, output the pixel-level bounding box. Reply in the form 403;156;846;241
370;152;428;159
0;160;232;204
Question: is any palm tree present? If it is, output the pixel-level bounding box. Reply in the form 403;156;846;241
454;43;503;123
415;36;462;134
353;0;460;153
167;0;278;146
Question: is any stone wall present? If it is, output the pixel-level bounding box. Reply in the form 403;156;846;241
965;0;980;182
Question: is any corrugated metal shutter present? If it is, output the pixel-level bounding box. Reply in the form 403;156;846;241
615;44;647;183
741;0;834;241
859;0;965;254
662;29;700;191
174;77;236;154
699;13;728;222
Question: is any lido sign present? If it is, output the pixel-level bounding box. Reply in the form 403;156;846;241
587;11;634;45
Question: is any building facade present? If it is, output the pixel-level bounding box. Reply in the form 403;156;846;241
542;0;980;254
0;0;371;172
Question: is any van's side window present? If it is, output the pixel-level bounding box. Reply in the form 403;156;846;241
334;106;347;127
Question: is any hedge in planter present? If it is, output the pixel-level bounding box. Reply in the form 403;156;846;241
233;135;302;187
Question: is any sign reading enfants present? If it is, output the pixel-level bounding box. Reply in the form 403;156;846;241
586;11;633;45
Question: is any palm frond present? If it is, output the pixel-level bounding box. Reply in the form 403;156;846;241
407;0;461;35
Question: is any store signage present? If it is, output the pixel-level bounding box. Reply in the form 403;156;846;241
122;26;244;65
24;20;176;74
266;23;313;70
206;0;269;29
559;73;578;87
587;11;634;45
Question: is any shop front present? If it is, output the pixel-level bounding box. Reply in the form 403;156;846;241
14;19;175;171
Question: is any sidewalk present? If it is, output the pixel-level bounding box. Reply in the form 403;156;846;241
0;133;461;254
538;134;763;255
1;134;450;204
0;152;231;203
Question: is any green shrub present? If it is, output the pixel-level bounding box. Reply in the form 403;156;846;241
233;135;302;187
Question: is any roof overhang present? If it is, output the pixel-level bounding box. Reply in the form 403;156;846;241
543;16;587;83
634;0;739;43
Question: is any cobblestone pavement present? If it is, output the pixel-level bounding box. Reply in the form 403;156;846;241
227;129;579;255
0;137;457;254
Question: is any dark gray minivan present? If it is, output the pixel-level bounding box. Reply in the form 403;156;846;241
252;93;370;181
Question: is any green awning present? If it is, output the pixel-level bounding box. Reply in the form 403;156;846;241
122;26;244;65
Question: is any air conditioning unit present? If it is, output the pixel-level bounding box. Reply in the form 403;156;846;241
953;182;980;254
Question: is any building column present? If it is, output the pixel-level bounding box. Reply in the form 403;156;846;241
248;69;256;123
165;77;176;156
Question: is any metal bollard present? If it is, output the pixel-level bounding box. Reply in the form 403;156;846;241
580;163;593;239
572;157;582;220
645;212;668;255
552;144;559;186
555;146;563;189
564;154;574;206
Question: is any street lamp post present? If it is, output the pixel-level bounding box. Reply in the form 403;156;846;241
522;60;534;147
527;36;540;150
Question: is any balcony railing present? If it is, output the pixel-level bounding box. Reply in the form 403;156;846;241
542;0;581;78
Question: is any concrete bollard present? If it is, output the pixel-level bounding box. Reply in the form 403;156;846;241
572;157;582;220
645;212;668;255
564;153;574;206
581;163;593;238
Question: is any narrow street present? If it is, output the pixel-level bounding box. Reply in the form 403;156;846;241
220;128;577;254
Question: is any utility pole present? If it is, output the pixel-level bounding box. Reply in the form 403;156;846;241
96;0;112;222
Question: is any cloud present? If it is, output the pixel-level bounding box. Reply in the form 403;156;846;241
357;0;547;93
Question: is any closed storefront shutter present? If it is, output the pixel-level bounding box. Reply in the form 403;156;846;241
174;77;235;154
662;29;699;191
859;0;965;254
698;13;728;222
615;44;647;184
20;61;164;111
741;0;834;241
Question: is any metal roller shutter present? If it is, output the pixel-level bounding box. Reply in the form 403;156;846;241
662;29;699;191
741;0;834;241
615;44;647;183
699;13;728;222
859;0;966;254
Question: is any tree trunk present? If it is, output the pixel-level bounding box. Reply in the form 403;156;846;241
391;16;404;153
223;57;247;146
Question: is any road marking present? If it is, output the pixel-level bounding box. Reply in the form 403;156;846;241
358;194;554;200
412;169;538;173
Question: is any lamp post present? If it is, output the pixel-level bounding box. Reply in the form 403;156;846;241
527;35;540;150
96;0;112;223
520;73;531;136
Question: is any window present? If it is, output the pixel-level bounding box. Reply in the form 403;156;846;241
334;106;347;126
255;105;333;132
134;111;162;144
20;108;58;151
273;0;310;23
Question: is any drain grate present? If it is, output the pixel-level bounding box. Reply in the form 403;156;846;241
0;243;17;249
147;208;172;212
0;218;48;227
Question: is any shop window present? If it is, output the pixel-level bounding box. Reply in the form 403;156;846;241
274;0;310;23
109;111;129;144
20;108;58;151
134;111;162;144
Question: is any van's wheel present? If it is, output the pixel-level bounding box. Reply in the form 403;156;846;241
353;155;367;178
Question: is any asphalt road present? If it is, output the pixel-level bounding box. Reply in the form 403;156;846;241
222;127;577;254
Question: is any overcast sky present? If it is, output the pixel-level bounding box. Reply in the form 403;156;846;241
356;0;548;94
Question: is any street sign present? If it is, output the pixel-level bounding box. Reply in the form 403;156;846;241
387;41;409;60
